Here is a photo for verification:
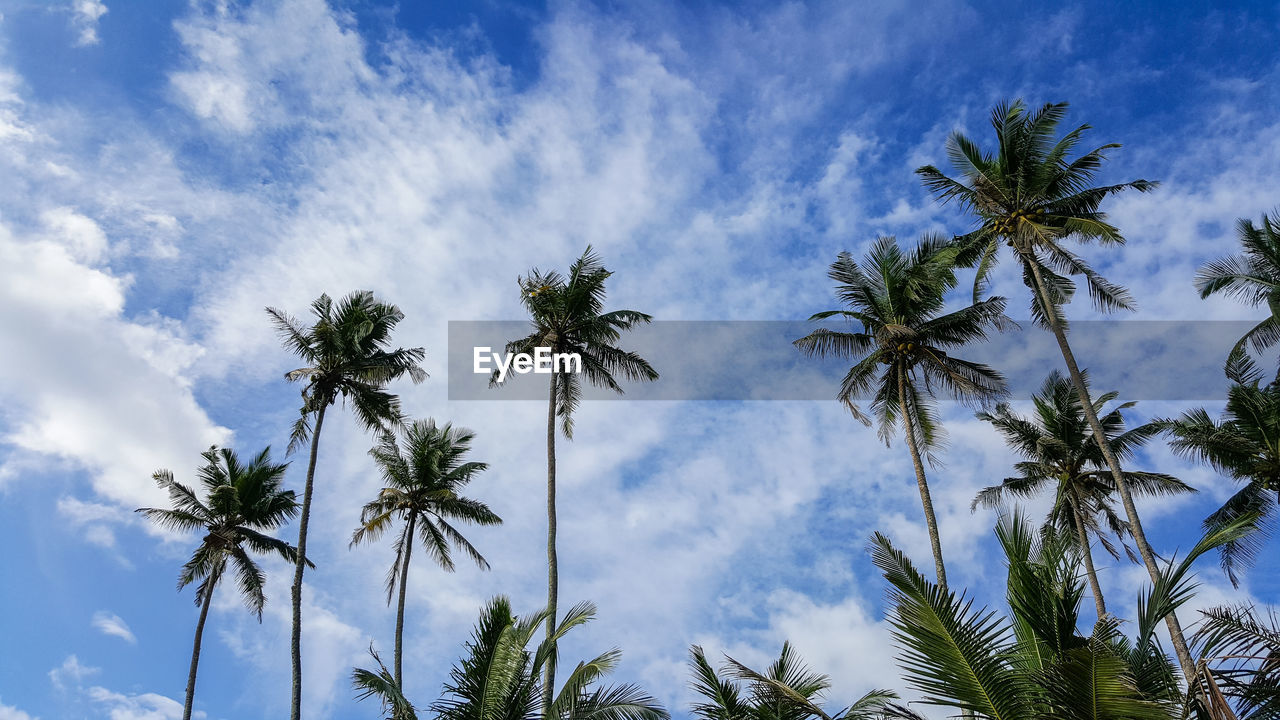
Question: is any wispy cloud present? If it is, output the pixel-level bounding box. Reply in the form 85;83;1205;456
91;610;137;644
68;0;108;47
47;655;98;691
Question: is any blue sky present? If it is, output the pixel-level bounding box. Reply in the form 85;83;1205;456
1;1;1279;719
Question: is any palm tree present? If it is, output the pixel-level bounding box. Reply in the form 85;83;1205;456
137;446;306;720
690;643;918;720
912;99;1200;677
1195;210;1280;358
973;370;1194;618
353;596;669;720
351;419;503;689
491;247;658;707
267;290;427;720
869;510;1257;719
794;235;1010;591
1157;351;1280;587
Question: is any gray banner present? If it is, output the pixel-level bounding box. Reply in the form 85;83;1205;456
447;320;1269;402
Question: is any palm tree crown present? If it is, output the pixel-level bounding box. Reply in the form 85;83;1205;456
916;99;1156;317
973;371;1194;616
1195;210;1280;356
1158;353;1280;586
137;445;303;617
268;290;427;452
794;235;1010;453
352;596;668;720
494;246;659;435
690;643;914;720
353;419;502;595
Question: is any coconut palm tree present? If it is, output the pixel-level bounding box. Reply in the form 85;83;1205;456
351;419;502;689
267;291;427;720
1195;210;1280;359
491;247;658;708
973;370;1195;618
690;643;919;720
137;446;307;720
869;510;1258;719
794;235;1010;591
913;99;1200;677
1157;351;1280;588
353;596;668;720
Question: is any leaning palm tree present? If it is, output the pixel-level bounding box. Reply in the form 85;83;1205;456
690;643;918;720
869;510;1258;720
137;446;306;720
267;291;426;720
913;99;1201;677
1195;210;1280;359
1157;351;1280;588
351;419;502;689
354;596;669;720
491;247;658;707
794;235;1010;591
973;370;1194;618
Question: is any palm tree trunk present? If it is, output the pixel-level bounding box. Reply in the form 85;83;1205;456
291;403;327;720
183;580;216;720
1067;484;1107;618
897;368;948;593
394;513;416;688
543;371;559;718
1023;257;1195;677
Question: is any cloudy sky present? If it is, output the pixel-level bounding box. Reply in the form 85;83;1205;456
1;1;1279;719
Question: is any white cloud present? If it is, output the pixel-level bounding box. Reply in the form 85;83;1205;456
69;0;108;47
92;610;137;644
85;686;195;720
48;654;99;691
0;698;36;720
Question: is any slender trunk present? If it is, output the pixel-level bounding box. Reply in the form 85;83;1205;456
291;403;327;720
1023;257;1195;677
394;513;416;689
543;372;559;717
1067;483;1107;619
897;368;948;593
183;579;216;720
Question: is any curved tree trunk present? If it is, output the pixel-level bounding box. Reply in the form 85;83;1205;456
183;579;216;720
394;513;417;688
1067;483;1107;619
291;403;327;720
1023;257;1195;678
897;369;948;593
543;372;559;718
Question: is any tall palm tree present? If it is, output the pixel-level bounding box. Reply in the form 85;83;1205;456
1195;210;1280;358
137;446;306;720
912;99;1200;677
690;643;918;720
267;290;426;720
1157;351;1280;587
869;510;1258;720
353;596;669;720
351;419;502;689
794;235;1010;591
973;370;1194;617
491;247;658;708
